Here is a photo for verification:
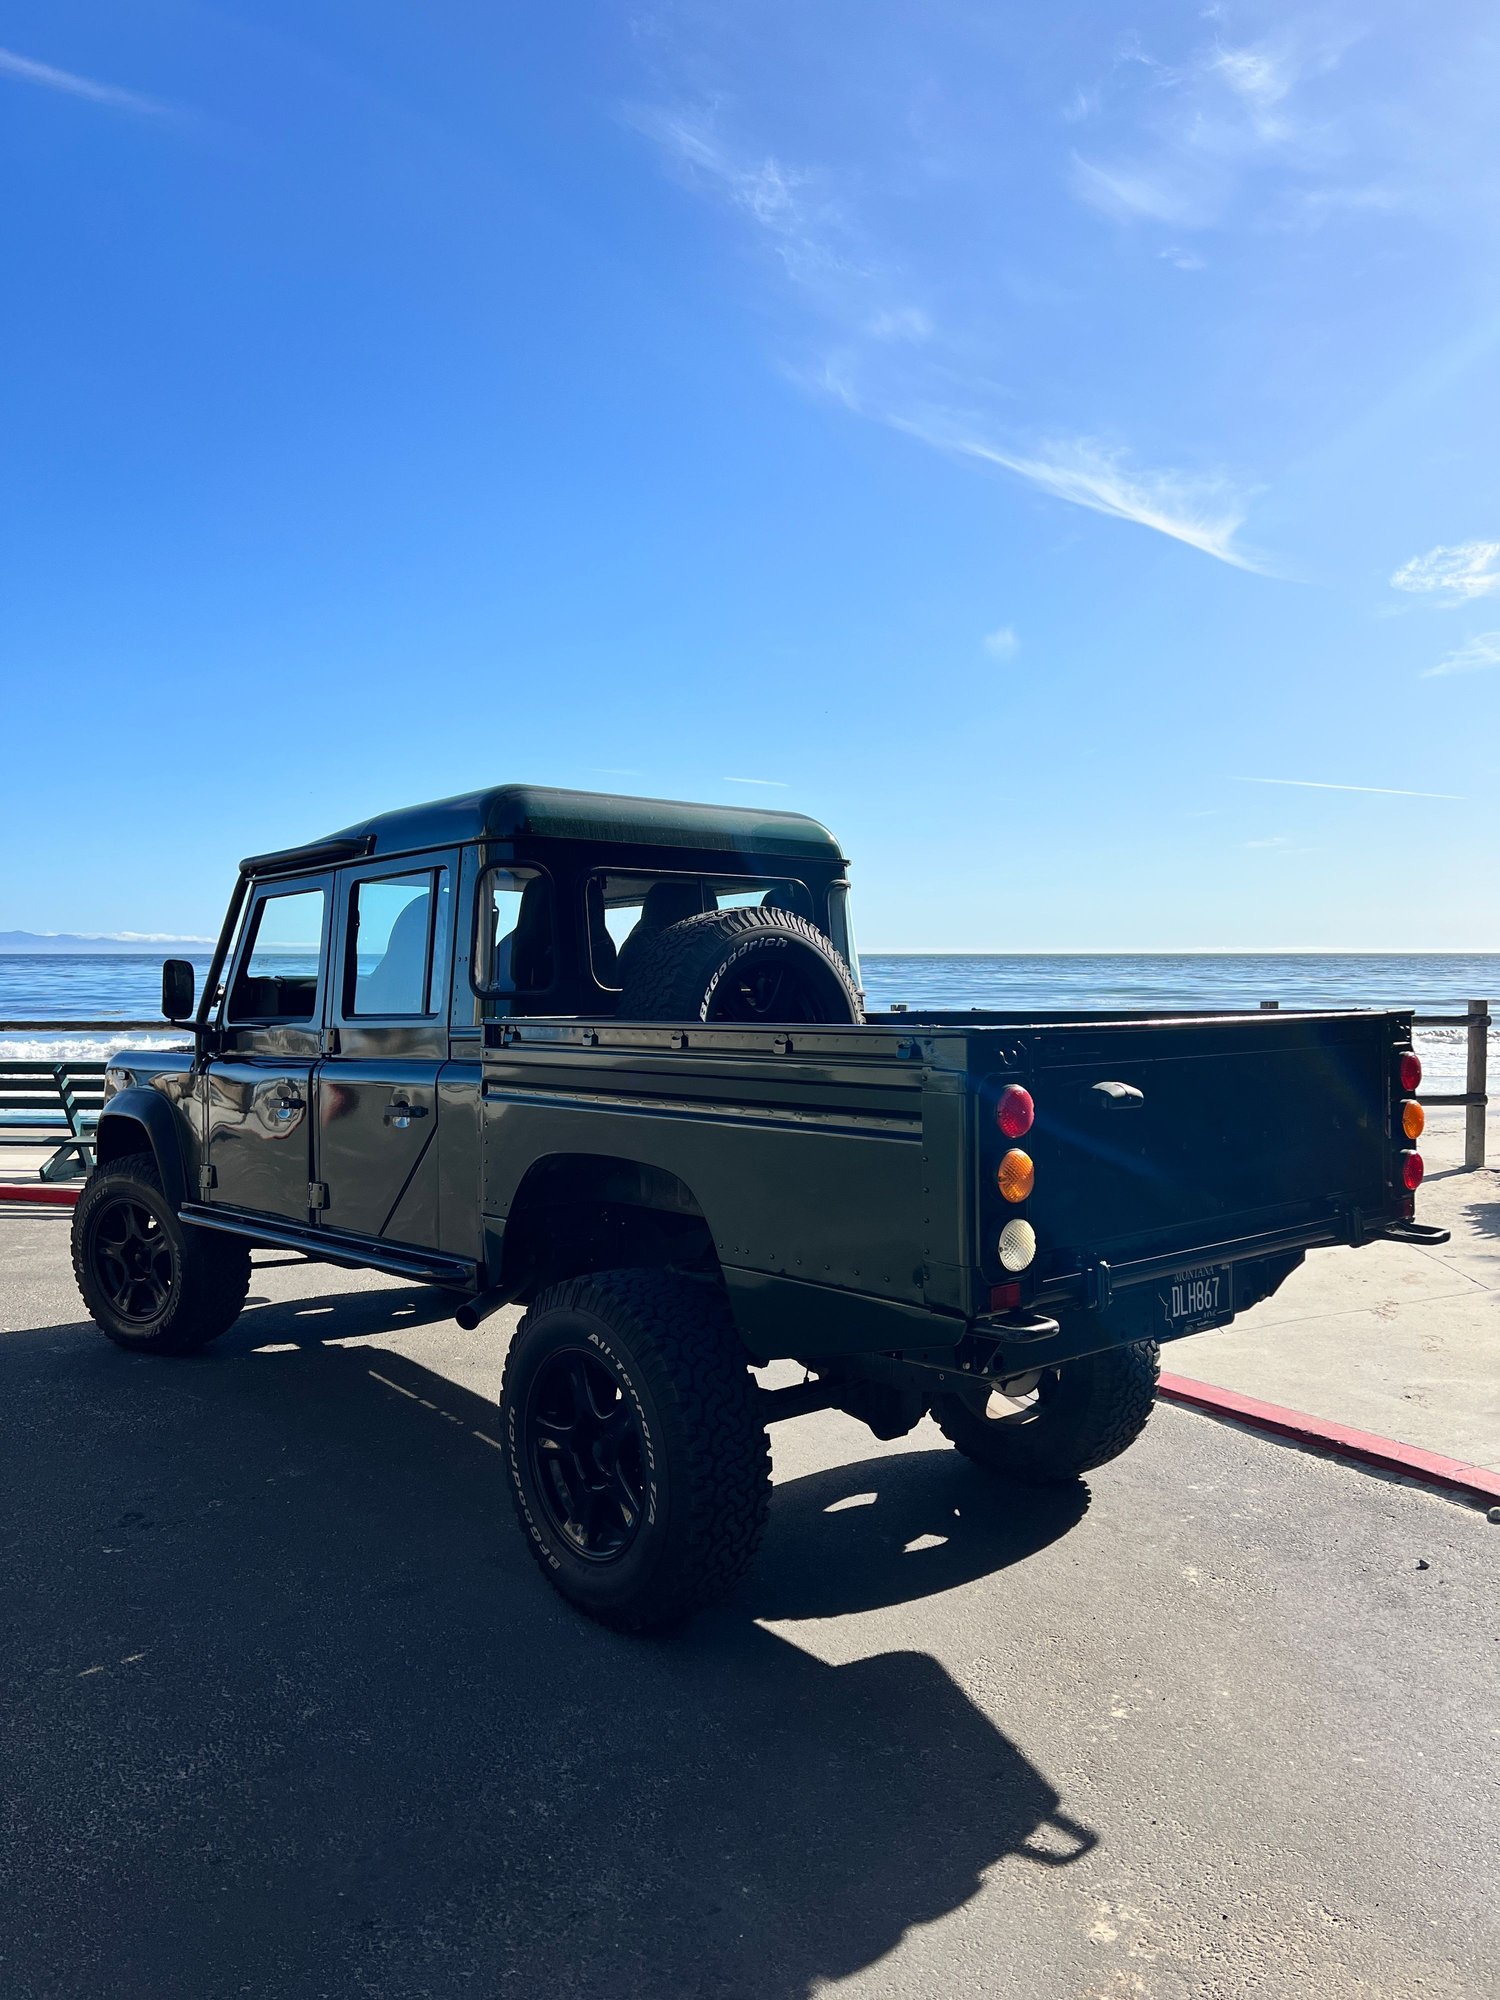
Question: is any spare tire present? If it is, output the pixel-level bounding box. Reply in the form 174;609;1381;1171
616;907;864;1025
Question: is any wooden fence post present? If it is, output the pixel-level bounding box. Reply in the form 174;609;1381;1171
1466;999;1488;1170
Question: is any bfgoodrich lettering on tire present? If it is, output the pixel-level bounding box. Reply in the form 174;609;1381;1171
499;1269;771;1632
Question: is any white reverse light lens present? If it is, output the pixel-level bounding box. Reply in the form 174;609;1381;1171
998;1219;1037;1272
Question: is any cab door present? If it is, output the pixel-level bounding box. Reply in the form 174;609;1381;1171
206;874;332;1224
314;857;453;1247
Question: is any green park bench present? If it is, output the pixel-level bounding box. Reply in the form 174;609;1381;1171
0;1060;107;1181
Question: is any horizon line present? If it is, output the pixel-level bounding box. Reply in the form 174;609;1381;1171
861;946;1500;956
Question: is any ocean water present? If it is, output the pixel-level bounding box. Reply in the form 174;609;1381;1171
2;951;1495;1088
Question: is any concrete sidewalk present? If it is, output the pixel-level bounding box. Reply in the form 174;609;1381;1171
1167;1106;1500;1476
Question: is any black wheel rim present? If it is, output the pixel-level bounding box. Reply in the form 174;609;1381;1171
524;1347;648;1563
706;948;843;1024
89;1195;175;1324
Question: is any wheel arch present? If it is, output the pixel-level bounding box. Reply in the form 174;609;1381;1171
498;1151;722;1304
95;1091;190;1211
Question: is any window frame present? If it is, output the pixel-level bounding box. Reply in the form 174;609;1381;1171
222;874;333;1028
470;862;558;999
335;861;451;1025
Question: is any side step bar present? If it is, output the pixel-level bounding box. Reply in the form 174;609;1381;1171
179;1203;479;1289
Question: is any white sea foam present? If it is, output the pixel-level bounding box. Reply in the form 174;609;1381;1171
0;1033;187;1063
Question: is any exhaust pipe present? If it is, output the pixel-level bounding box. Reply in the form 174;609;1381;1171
454;1283;523;1332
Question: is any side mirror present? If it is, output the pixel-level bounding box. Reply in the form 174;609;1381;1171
162;958;196;1022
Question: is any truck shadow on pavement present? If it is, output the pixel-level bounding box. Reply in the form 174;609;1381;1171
4;1284;1100;2000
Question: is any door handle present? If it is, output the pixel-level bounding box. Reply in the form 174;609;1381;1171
383;1099;430;1128
1089;1080;1144;1111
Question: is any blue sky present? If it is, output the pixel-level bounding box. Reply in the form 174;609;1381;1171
2;2;1498;949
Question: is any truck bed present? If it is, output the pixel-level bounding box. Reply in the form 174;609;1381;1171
478;1006;1416;1369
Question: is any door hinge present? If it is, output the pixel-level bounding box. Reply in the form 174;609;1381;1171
308;1181;329;1211
198;1164;217;1195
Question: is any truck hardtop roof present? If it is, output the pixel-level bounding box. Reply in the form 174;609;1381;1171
241;785;846;876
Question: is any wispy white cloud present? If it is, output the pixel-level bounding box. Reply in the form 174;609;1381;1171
866;306;933;343
1390;541;1500;604
722;775;789;788
1423;632;1500;678
1068;28;1353;235
982;626;1019;659
900;420;1261;569
1069;153;1210;228
0;45;163;115
635;103;1265;570
1243;834;1292;848
1233;776;1465;800
1207;41;1298;138
626;107;857;288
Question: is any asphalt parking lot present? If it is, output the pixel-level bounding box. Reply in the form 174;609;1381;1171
3;1217;1497;2000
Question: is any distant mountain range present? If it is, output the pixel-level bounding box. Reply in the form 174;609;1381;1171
0;931;216;955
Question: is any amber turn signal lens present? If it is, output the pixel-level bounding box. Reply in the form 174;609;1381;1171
996;1085;1035;1138
997;1148;1035;1203
1399;1051;1422;1093
1401;1099;1425;1140
1400;1150;1424;1191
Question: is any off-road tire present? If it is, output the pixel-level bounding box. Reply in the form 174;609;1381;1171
934;1340;1159;1484
615;907;863;1025
72;1150;251;1355
500;1270;771;1632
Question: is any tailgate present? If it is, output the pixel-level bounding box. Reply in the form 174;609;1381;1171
999;1012;1404;1279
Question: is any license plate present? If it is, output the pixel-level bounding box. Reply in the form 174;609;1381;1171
1157;1262;1233;1335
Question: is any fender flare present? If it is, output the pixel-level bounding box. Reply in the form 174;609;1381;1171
95;1089;191;1212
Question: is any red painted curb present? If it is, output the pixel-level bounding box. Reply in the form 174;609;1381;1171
1157;1371;1500;1506
0;1183;78;1207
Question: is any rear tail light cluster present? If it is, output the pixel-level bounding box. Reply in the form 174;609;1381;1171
1396;1048;1423;1192
993;1084;1038;1276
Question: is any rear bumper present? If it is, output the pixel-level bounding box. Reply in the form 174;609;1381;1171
1039;1202;1437;1317
947;1204;1437;1377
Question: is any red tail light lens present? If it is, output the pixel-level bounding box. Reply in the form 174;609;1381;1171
1399;1051;1422;1093
997;1085;1034;1138
1400;1151;1424;1191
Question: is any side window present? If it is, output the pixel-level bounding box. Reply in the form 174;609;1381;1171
228;886;326;1022
587;872;813;990
348;871;437;1017
473;867;553;994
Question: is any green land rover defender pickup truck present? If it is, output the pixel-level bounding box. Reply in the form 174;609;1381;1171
74;786;1445;1630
